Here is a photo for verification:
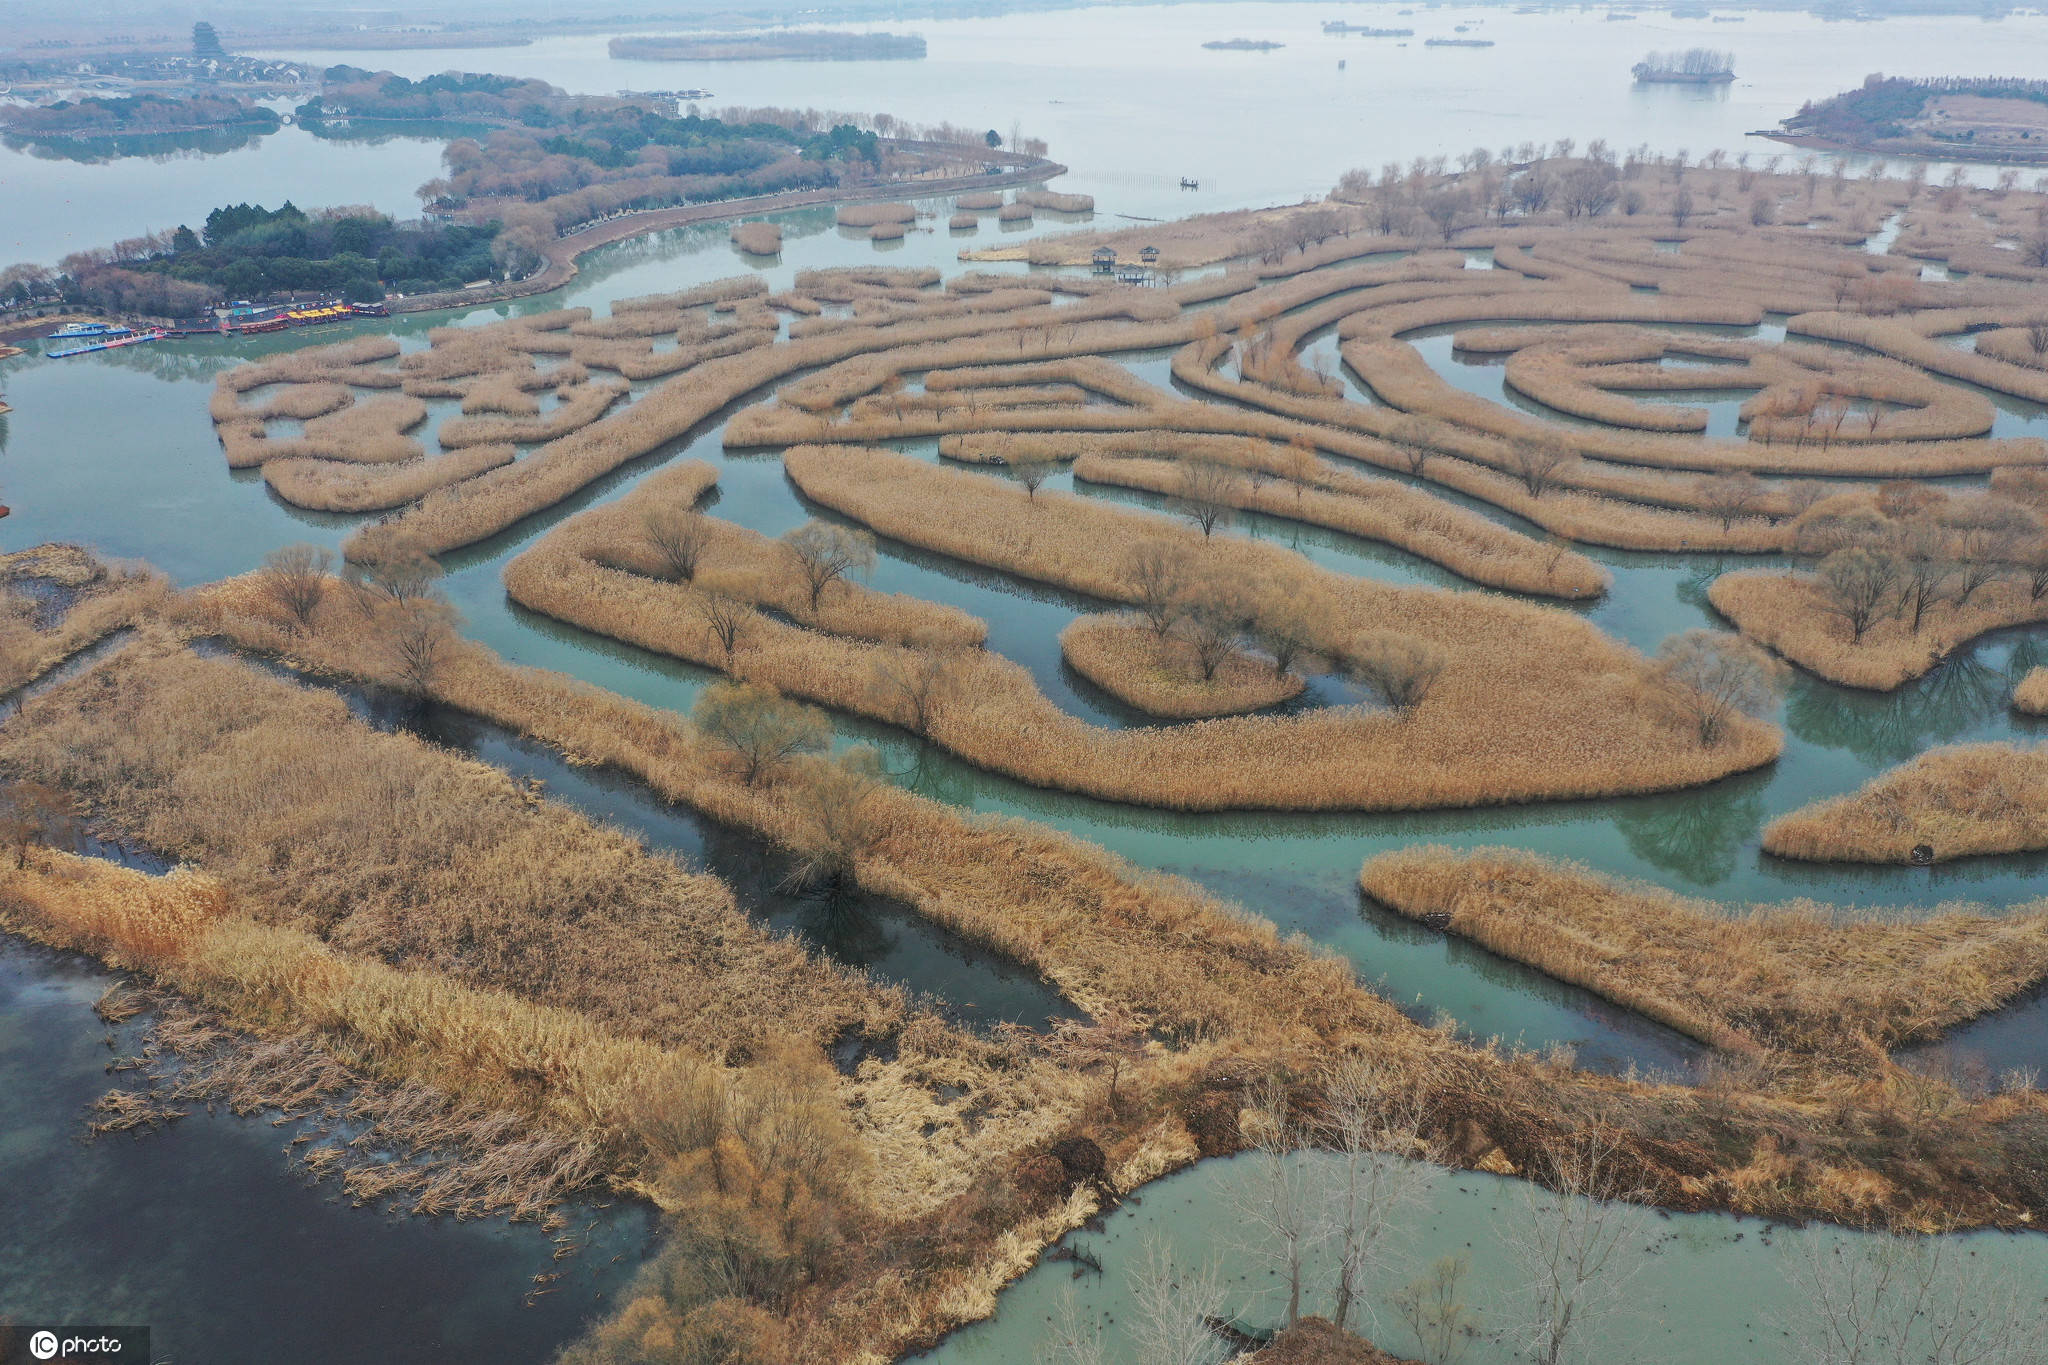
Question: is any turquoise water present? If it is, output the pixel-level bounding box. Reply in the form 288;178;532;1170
8;5;2048;1356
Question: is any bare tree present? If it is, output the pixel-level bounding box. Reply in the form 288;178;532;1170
1233;1080;1318;1331
1123;539;1193;636
782;520;876;613
0;780;80;869
1014;460;1056;502
382;596;460;696
1893;521;1955;635
1173;461;1240;538
1671;187;1695;229
260;543;332;631
2027;320;2048;368
1125;1238;1230;1365
785;746;888;893
1501;1128;1652;1365
1815;546;1901;643
866;642;967;736
1347;632;1448;712
1179;576;1250;681
1506;437;1575;499
344;535;442;609
693;681;829;785
1392;1255;1480;1365
1651;629;1788;746
695;575;755;664
1781;1227;2048;1365
1319;1058;1439;1335
642;503;712;582
1038;1005;1148;1111
1250;583;1329;680
1693;472;1766;531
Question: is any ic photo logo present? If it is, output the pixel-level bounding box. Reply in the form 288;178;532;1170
0;1327;147;1365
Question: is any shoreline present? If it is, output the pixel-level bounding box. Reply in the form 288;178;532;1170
390;157;1066;315
1756;127;2048;165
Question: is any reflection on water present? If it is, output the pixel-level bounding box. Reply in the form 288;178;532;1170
919;1150;2048;1365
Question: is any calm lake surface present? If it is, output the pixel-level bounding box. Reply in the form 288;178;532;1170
5;3;2048;1359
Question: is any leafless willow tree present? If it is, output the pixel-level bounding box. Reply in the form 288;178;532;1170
1125;1238;1230;1365
1014;460;1057;502
1173;461;1240;538
1506;438;1574;499
1500;1128;1653;1365
642;503;712;582
1180;577;1250;681
784;746;887;893
782;520;876;612
1347;632;1447;712
1232;1080;1318;1331
1651;629;1787;746
1693;471;1766;531
1816;546;1902;643
344;535;442;610
693;681;828;785
1780;1227;2048;1365
382;596;461;697
695;576;754;664
1251;584;1328;680
866;642;968;736
1318;1058;1440;1335
1392;1254;1479;1365
1123;539;1194;636
260;543;332;631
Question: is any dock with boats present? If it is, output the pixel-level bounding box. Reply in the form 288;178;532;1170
42;298;389;357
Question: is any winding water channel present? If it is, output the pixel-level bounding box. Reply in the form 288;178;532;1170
8;3;2048;1357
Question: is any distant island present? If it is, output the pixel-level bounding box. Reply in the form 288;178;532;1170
1776;74;2048;162
609;32;927;62
1425;37;1495;47
0;93;280;144
1203;38;1285;51
1632;48;1735;84
1322;22;1414;35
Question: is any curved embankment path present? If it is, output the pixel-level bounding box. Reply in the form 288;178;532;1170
392;158;1068;315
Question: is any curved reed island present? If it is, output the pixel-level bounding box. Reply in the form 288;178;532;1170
1763;742;2048;864
1362;845;2048;1059
14;567;2043;1361
504;441;1779;813
2017;667;2048;715
1059;613;1307;719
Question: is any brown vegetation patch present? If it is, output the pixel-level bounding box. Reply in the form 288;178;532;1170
1061;614;1305;718
261;445;518;513
730;220;783;254
1763;742;2048;863
1362;845;2048;1056
2016;666;2048;715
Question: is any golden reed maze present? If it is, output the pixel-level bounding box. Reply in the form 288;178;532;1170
21;151;2048;1358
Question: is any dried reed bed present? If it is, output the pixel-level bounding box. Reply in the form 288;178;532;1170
611;276;769;313
1361;846;2048;1056
1710;569;2048;690
212;336;402;395
729;220;783;254
2016;667;2048;715
546;461;985;649
778;444;1780;809
997;202;1034;223
1762;743;2048;863
1789;310;2048;407
948;213;977;231
261;444;517;513
869;220;909;241
187;571;2048;1250
837;202;917;228
0;547;169;694
0;643;898;1053
0;848;676;1159
434;378;629;449
193;576;1402;1047
1059;614;1303;718
1015;189;1093;213
1070;452;1608;599
218;394;429;469
954;191;1003;211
